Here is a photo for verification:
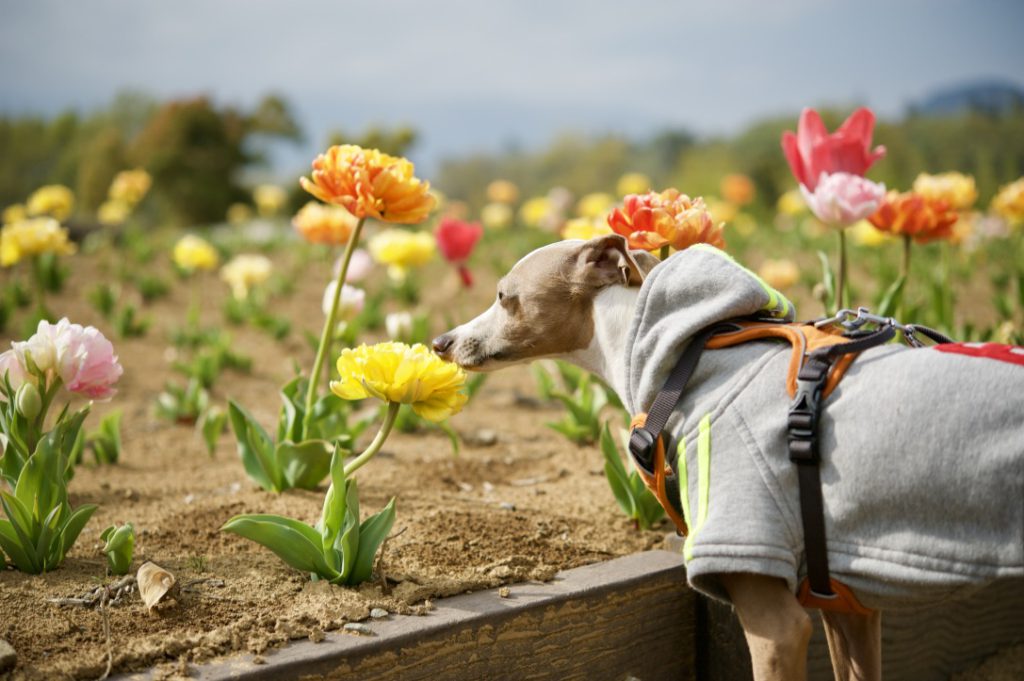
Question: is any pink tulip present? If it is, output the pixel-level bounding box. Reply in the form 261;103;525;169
781;108;886;191
10;319;122;400
800;172;886;228
0;349;31;391
334;248;374;284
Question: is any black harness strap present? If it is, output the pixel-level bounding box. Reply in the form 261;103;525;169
788;325;895;597
628;323;737;476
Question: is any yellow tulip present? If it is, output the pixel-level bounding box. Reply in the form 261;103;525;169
220;254;273;300
617;172;651;197
253;184;287;217
519;196;553;229
0;217;76;267
912;172;977;211
561;217;611;241
576;192;614;219
173;234;219;272
756;259;800;290
480;202;513;230
226;203;254;226
850;220;892;247
26;185;74;221
368;228;435;280
2;204;27;225
331;342;468;421
776;189;807;216
108;169;152;206
98;200;131;226
992;178;1024;226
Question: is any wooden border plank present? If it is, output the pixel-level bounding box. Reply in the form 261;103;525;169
117;550;694;681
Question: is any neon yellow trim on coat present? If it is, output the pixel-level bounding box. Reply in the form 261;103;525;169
683;414;712;561
676;436;693;540
689;244;793;318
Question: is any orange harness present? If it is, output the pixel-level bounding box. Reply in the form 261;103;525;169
629;321;872;615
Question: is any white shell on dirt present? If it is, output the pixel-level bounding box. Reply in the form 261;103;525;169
137;562;176;611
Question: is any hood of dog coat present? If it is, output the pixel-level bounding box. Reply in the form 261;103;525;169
623;244;795;415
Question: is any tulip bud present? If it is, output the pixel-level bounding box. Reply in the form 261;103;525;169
385;312;414;341
15;382;42;421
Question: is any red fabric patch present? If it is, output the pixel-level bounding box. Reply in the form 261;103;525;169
934;342;1024;367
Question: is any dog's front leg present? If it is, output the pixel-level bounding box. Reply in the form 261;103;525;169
819;609;881;681
721;573;812;681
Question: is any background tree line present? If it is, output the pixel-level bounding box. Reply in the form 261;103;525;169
2;90;1022;226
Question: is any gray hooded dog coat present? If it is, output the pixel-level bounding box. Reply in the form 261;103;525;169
624;245;1024;610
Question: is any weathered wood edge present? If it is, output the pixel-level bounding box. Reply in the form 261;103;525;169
116;549;691;681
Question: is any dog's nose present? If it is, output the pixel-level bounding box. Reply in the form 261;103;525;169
432;333;455;357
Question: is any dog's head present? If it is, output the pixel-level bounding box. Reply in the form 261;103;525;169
432;234;658;370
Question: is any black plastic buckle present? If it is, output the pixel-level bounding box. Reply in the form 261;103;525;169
788;361;829;464
628;427;657;475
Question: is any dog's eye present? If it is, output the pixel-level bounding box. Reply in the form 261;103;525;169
497;291;518;309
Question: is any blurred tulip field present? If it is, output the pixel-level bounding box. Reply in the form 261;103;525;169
1;85;1023;677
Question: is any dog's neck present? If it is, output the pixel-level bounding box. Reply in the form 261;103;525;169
564;285;639;403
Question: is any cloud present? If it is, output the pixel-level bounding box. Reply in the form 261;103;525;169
1;0;1021;170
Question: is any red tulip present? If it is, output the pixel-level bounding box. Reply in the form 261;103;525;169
435;217;483;287
781;108;886;191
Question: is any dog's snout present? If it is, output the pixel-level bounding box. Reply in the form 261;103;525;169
432;333;455;357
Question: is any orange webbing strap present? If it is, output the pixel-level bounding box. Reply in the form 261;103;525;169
798;578;872;614
705;322;859;398
629;413;688;536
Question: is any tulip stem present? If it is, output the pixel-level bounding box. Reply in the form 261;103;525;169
895;233;913;321
303;217;366;439
901;234;912;282
659;245;670;261
343;401;400;478
836;230;848;310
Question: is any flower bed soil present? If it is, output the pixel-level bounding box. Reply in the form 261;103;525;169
0;250;659;680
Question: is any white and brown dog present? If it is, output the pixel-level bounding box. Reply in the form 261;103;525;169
433;234;1024;681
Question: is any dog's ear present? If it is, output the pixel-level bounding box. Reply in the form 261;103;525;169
575;234;648;288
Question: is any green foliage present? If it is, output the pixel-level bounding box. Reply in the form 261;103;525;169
546;371;608;445
134;274;170;303
0;431;98;573
0;372;89;485
251;308;291;340
86;409;123;465
100;522;135;575
171;332;251;388
198;406;227;457
600;424;665;531
0;294;9;333
87;282;118;318
33;253;68;293
7;279;32;309
534;361;621;445
222;448;395;586
113;304;150;338
228;377;373;493
155;378;209;424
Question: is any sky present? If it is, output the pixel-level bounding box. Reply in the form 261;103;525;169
1;0;1023;175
